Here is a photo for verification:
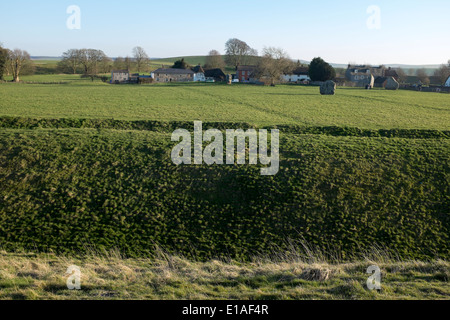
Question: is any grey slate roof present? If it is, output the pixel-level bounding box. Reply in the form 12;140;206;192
152;68;194;75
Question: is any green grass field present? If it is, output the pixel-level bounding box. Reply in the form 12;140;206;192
1;79;449;130
0;77;448;299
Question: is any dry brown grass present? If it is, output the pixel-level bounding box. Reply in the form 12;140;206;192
0;248;448;300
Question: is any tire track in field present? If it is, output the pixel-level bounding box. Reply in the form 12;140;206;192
342;93;450;113
178;86;307;124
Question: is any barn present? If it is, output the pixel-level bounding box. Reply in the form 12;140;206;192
151;68;194;83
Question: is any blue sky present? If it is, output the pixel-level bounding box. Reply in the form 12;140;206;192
1;0;449;65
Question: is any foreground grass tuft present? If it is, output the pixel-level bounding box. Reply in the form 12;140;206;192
0;249;448;300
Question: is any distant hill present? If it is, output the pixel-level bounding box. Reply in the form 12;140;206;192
151;56;207;66
31;55;442;68
31;56;62;61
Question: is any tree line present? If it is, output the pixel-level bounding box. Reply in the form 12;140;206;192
57;46;150;77
2;39;449;85
205;39;336;84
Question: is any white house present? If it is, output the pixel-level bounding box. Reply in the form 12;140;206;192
192;65;206;82
445;76;450;87
282;67;310;83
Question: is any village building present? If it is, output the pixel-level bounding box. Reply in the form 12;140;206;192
445;75;450;87
151;68;195;83
373;68;401;87
111;70;130;84
237;65;257;82
384;67;399;80
204;68;226;82
345;65;403;87
345;65;381;87
192;65;206;82
282;67;311;83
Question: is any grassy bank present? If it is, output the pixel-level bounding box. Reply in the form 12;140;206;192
0;126;448;260
0;249;448;300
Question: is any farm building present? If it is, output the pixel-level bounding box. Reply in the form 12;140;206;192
192;65;206;82
374;77;388;88
130;73;140;83
111;70;130;84
204;68;226;82
237;65;257;82
346;65;386;87
445;76;450;87
282;67;310;83
346;65;402;87
151;68;195;83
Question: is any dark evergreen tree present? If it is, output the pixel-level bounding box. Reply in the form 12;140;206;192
308;57;336;81
172;58;190;69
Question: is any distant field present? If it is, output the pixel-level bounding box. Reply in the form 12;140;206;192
151;56;207;67
0;80;449;130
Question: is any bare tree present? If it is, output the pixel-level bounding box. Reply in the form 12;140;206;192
132;46;150;73
124;56;133;71
8;49;32;82
79;49;108;74
416;68;430;85
113;57;126;70
254;47;294;86
98;56;113;73
433;64;450;85
225;38;257;70
57;49;81;74
204;50;225;70
78;49;109;80
396;68;408;83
